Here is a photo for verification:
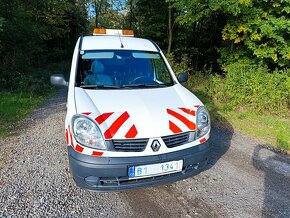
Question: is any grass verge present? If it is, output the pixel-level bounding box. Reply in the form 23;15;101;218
186;73;290;152
220;111;290;151
0;62;68;137
0;91;56;137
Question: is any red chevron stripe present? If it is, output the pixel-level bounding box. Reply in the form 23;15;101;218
104;112;130;139
92;151;103;156
69;132;74;147
167;109;196;130
169;121;182;134
65;129;69;145
179;108;196;116
75;144;84;152
82;112;92;115
95;112;114;125
125;125;138;138
199;138;206;143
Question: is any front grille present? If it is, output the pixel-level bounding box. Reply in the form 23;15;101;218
162;132;190;148
112;138;148;152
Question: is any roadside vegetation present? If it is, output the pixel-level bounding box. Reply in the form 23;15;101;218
166;0;290;152
0;0;289;150
0;0;83;136
0;91;51;136
0;63;70;136
168;55;290;151
187;72;290;151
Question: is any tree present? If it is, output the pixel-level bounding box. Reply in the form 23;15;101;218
0;17;4;31
221;0;290;69
172;0;290;70
167;2;174;54
132;0;169;50
0;0;89;90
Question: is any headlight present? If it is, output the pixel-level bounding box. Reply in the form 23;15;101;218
196;106;210;139
72;115;106;150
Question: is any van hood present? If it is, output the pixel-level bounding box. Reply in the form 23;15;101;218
74;85;202;139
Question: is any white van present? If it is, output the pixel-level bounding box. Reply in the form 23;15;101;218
51;29;211;192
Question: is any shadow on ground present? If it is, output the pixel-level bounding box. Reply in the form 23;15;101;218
118;90;234;217
196;89;234;170
252;145;290;217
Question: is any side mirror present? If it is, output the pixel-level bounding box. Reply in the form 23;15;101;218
50;74;68;86
177;72;188;83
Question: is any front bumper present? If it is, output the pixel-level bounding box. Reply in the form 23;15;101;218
68;140;212;192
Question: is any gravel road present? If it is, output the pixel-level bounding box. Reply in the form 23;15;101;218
0;88;289;217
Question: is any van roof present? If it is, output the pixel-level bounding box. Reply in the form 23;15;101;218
81;36;159;52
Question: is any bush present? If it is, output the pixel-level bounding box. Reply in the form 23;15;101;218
166;52;192;75
207;64;290;115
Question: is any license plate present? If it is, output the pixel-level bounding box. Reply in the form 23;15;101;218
128;160;183;179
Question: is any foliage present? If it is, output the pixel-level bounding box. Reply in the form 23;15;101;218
172;0;290;70
220;0;290;69
0;17;4;31
131;0;169;49
166;52;192;75
182;71;290;151
207;65;290;114
0;0;289;148
0;0;88;92
0;61;68;136
88;0;127;29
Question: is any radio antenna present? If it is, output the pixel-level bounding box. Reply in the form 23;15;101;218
118;31;124;48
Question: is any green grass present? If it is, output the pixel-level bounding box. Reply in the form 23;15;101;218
0;91;55;137
0;62;68;137
185;73;290;151
220;111;290;151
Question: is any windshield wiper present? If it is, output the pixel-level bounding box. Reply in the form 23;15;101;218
80;84;122;89
122;84;168;88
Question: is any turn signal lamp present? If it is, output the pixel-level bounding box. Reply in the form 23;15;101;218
93;28;134;36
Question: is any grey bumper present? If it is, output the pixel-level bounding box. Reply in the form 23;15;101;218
68;140;212;192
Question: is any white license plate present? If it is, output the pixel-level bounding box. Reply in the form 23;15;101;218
128;160;183;179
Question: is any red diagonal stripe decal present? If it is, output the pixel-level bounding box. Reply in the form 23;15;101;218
104;112;130;139
200;138;206;143
82;112;92;115
65;129;69;145
95;112;114;125
92;151;103;156
125;125;138;138
169;121;182;134
69;132;74;147
75;144;84;152
167;109;196;130
179;108;196;116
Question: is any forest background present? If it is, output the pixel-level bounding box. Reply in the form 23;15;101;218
0;0;289;150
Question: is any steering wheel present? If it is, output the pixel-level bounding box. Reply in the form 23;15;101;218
131;76;152;84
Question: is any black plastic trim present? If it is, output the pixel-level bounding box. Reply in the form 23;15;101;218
149;40;161;52
68;140;212;192
78;36;83;51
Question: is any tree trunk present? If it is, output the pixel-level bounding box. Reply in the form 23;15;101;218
129;0;133;29
95;0;104;28
167;5;173;54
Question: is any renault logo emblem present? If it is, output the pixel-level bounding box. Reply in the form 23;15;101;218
151;140;161;152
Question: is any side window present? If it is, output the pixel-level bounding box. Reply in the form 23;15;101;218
76;59;92;86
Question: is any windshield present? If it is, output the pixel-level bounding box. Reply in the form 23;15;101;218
76;50;174;88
